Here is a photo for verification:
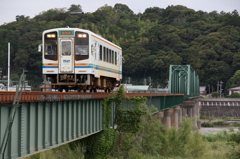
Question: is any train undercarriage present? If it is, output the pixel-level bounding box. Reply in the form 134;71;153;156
43;74;119;92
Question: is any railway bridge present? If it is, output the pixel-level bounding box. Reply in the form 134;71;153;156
0;65;200;159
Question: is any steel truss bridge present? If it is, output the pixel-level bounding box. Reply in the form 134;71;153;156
0;65;199;159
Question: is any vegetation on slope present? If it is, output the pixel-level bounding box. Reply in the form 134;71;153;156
0;3;240;92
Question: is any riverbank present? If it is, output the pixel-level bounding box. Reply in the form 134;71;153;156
199;127;239;135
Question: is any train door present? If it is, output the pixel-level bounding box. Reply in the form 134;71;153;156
91;39;99;76
119;52;122;79
59;38;74;73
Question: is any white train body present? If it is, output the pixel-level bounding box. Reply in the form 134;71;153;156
42;28;122;92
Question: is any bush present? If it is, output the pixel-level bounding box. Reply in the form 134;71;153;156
233;122;240;127
201;122;214;127
200;115;208;119
229;132;240;144
212;92;220;98
109;105;207;159
203;130;230;142
229;92;240;98
213;121;229;126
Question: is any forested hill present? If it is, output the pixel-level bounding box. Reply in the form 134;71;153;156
0;4;240;92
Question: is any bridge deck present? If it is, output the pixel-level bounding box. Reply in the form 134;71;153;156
0;91;184;103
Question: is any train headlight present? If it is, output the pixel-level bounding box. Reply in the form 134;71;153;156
78;34;87;38
46;34;56;38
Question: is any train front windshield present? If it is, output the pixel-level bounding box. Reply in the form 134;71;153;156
44;31;58;60
75;31;89;60
43;30;90;61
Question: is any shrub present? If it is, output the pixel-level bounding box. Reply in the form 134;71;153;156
203;130;230;142
109;105;207;159
200;115;208;119
213;121;229;126
229;92;240;98
212;92;220;98
201;122;214;127
229;132;240;144
233;122;240;127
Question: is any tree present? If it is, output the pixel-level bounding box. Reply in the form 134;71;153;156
225;70;240;92
144;7;164;14
16;15;29;22
114;3;133;14
68;4;82;12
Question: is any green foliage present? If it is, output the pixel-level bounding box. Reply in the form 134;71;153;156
213;121;229;126
185;131;207;158
212;91;220;98
82;85;147;159
226;70;240;93
200;115;208;119
107;85;148;134
0;3;239;88
109;106;207;158
201;122;214;127
117;109;146;133
229;131;240;144
83;129;116;159
68;4;82;12
25;143;85;159
201;121;232;127
229;92;240;98
203;130;231;142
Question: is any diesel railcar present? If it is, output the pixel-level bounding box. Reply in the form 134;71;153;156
40;27;122;92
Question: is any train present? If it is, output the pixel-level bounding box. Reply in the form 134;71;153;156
39;27;122;92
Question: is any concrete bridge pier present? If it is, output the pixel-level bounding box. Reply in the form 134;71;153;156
182;99;201;128
178;107;183;123
155;111;164;123
163;108;173;129
155;99;200;129
182;107;187;119
172;106;181;129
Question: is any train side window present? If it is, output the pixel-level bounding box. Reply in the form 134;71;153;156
103;47;106;61
75;31;89;60
112;50;114;64
100;45;102;61
105;48;108;62
108;49;111;63
115;52;117;65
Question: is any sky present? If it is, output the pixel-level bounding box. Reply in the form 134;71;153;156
1;0;240;25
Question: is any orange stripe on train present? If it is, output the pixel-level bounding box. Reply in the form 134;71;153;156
75;63;89;66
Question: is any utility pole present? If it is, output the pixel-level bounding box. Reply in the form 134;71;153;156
127;77;131;84
208;85;210;97
220;81;223;97
143;78;146;85
0;68;2;80
8;42;10;91
148;76;151;88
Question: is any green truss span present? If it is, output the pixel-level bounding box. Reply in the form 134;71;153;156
168;65;200;99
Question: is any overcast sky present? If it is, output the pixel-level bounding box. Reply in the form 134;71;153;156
1;0;240;25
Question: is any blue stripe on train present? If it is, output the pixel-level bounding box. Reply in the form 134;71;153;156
43;66;122;74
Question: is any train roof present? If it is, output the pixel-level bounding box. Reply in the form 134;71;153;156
43;27;122;50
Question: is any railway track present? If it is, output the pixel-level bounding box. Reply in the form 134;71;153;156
0;91;184;103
